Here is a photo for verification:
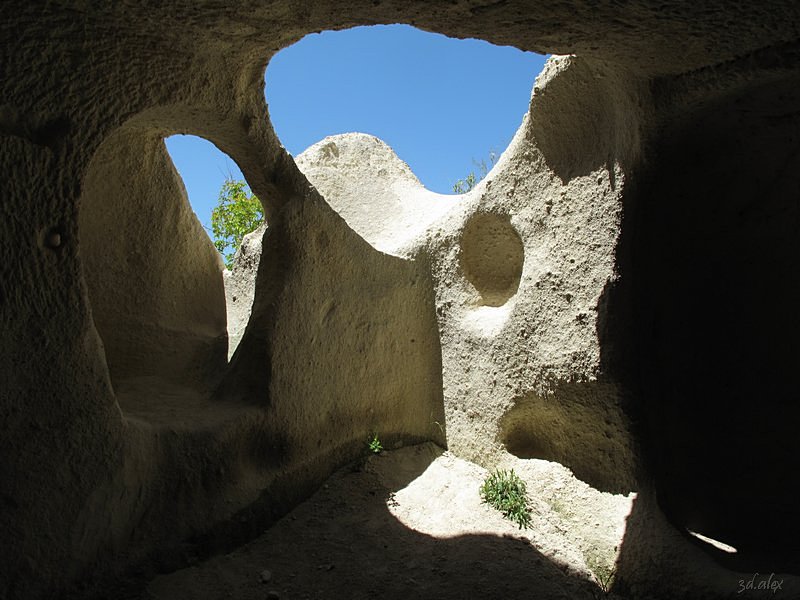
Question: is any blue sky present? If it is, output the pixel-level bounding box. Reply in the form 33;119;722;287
166;25;545;232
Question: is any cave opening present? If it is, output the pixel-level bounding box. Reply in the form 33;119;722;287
264;23;546;195
79;128;233;422
635;75;800;574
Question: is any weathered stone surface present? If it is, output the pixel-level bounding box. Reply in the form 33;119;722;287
295;134;460;255
81;126;228;389
2;2;800;599
225;222;267;359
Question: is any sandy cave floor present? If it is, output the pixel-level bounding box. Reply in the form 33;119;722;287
138;443;633;600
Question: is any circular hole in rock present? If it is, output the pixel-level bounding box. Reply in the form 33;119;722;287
459;212;524;306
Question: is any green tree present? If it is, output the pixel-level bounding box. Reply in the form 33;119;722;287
211;178;265;268
452;150;498;194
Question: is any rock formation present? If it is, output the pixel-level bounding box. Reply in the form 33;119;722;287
2;2;799;598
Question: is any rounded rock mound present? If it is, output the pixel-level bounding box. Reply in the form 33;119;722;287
296;133;458;255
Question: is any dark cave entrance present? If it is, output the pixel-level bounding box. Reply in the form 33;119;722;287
635;75;800;573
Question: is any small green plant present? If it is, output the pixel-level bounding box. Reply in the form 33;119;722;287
452;150;498;194
480;468;532;529
585;545;618;597
587;555;616;596
593;565;616;595
368;433;383;454
452;171;478;194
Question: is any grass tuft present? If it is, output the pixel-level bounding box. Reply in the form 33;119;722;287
368;433;383;454
480;468;531;529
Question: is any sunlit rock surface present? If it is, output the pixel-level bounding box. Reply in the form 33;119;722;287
2;2;800;598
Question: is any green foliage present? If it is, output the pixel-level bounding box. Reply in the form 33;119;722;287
368;433;383;454
592;562;616;595
452;172;478;194
586;552;616;596
211;178;265;268
479;468;531;529
452;150;498;194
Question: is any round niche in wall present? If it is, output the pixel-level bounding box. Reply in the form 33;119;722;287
459;212;524;306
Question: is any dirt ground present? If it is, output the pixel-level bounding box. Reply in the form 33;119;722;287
139;443;631;600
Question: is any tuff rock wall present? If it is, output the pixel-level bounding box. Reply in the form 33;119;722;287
1;2;799;598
